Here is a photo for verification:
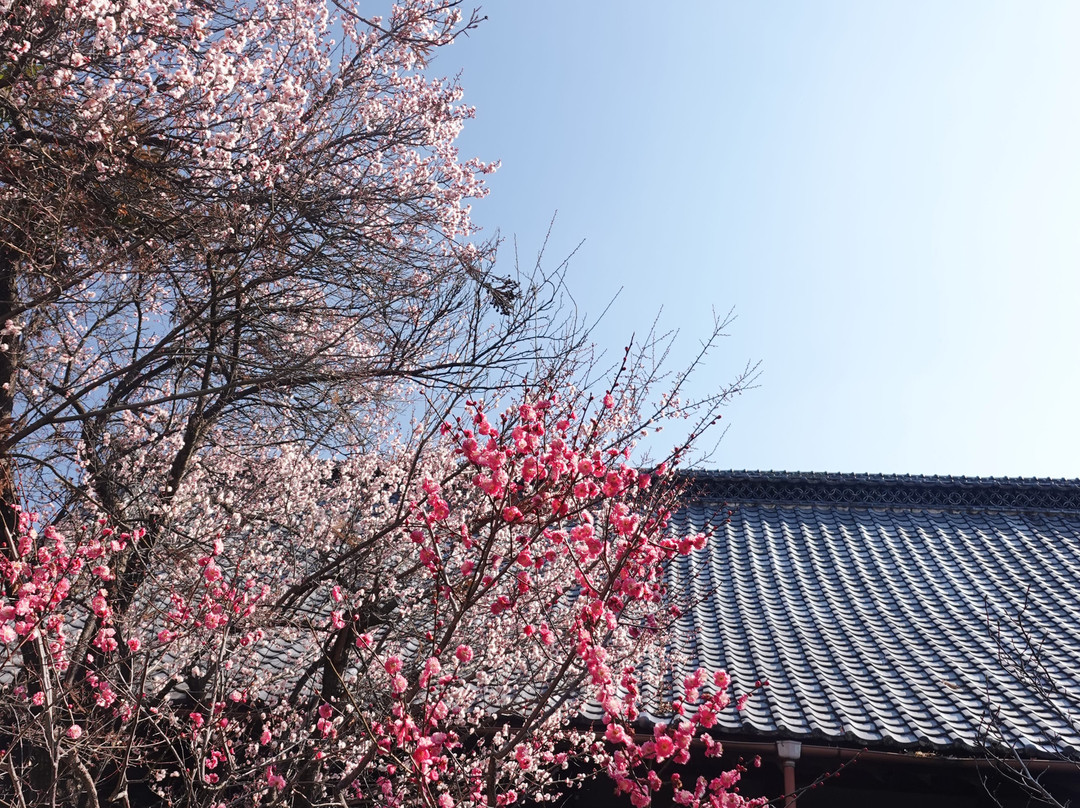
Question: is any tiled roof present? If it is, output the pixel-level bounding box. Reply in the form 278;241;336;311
660;470;1080;758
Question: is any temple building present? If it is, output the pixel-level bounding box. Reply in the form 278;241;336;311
613;471;1080;807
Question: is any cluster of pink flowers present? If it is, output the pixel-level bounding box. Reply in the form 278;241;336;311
0;511;139;666
314;393;765;807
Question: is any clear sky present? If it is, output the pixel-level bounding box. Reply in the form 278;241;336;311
447;1;1080;479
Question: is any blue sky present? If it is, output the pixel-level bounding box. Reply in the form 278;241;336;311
447;1;1080;478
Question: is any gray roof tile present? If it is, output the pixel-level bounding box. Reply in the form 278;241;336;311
662;471;1080;757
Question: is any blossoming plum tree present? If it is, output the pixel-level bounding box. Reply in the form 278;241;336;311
2;368;762;807
0;0;504;523
0;1;761;805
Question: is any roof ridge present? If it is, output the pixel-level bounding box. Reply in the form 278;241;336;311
682;470;1080;513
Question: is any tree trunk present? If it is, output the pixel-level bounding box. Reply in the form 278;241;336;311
0;245;18;539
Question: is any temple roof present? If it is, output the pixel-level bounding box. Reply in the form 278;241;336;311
657;470;1080;758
